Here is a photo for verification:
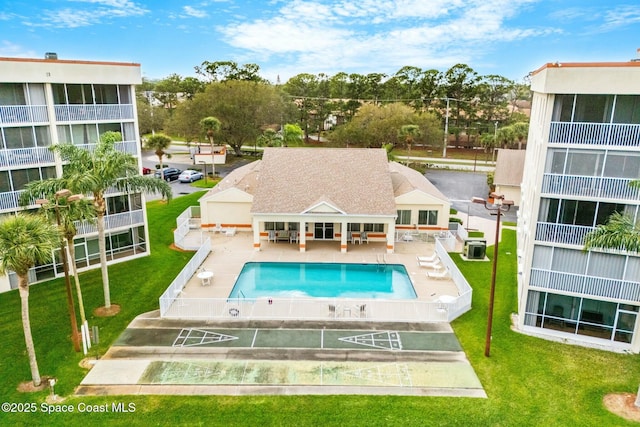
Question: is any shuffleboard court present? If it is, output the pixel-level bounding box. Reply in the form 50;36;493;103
114;327;462;352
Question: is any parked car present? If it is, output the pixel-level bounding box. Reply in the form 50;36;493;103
142;167;152;175
154;167;181;181
178;169;204;183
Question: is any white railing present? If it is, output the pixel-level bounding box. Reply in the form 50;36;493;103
0;105;48;124
530;268;640;302
74;140;138;155
542;174;640;200
74;209;145;235
435;238;473;320
549;122;640;147
0;190;23;212
159;238;212;316
0;147;55;168
160;296;451;322
174;206;202;250
535;222;594;246
54;104;135;122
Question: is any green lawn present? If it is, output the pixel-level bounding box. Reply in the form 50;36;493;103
1;193;638;426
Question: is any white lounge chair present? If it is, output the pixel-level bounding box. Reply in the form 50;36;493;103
427;268;449;279
417;253;438;263
418;260;442;269
225;227;236;236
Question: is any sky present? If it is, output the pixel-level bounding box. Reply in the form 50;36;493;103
1;0;639;84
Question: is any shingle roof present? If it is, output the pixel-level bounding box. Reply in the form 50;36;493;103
494;149;526;186
251;148;397;215
200;160;261;199
388;162;448;202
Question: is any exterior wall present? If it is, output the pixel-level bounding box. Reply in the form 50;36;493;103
494;185;521;207
201;201;253;228
517;62;640;353
0;57;146;293
395;191;450;232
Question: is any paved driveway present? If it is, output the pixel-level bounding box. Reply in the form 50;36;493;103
425;170;518;223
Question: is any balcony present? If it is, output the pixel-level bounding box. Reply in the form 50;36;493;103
530;268;640;302
54;104;135;122
549;122;640;147
74;209;145;235
0;190;23;212
0;147;55;168
535;222;594;246
541;174;640;201
75;140;138;155
0;105;48;124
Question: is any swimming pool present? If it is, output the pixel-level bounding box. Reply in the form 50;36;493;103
229;262;417;299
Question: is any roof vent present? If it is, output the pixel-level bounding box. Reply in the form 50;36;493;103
44;52;58;60
633;48;640;62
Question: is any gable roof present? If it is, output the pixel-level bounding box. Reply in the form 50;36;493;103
388;162;449;202
494;149;526;186
251;148;397;215
199;160;260;201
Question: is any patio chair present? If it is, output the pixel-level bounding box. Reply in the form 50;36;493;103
268;230;276;242
225;227;236;236
328;304;336;318
418;259;442;269
427;268;449;279
361;232;368;244
359;304;367;318
416;253;438;263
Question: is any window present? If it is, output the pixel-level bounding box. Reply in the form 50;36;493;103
613;95;640;124
0;83;26;105
265;222;285;231
604;153;640;179
107;195;130;214
363;223;384;232
418;210;438;225
396;210;411;225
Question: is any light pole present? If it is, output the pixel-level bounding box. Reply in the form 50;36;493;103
472;192;514;357
493;121;498;163
37;189;85;352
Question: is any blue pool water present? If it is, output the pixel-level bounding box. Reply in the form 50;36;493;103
229;262;417;299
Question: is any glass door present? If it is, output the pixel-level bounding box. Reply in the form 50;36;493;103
314;223;334;240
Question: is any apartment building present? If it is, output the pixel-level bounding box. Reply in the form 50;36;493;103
517;61;640;353
0;55;149;292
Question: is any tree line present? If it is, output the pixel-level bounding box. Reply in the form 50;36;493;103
137;60;532;155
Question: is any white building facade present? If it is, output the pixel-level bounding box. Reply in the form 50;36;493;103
0;56;149;292
517;61;640;353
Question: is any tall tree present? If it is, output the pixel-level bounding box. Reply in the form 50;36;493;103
51;131;172;311
0;214;60;386
195;60;266;83
144;134;173;180
584;211;640;253
20;185;95;331
398;124;421;154
511;122;529;149
200;117;222;176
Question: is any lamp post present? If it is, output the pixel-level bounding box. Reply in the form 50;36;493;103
492;121;498;163
472;192;514;357
37;189;84;352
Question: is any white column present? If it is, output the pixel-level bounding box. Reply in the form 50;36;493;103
387;220;395;254
340;221;348;253
253;218;261;251
299;221;306;252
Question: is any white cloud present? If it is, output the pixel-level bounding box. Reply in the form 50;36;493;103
183;6;208;19
602;5;640;29
218;0;553;78
0;41;38;58
26;0;148;28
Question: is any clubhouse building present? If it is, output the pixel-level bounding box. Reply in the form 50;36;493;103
198;148;451;253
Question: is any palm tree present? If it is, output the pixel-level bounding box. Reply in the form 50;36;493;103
584;212;640;252
584;181;640;253
144;133;173;180
512;122;529;150
51;131;172;312
200;116;222;176
20;184;96;327
0;214;61;387
398;124;421;157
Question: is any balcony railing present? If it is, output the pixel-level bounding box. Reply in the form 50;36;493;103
541;174;640;201
0;190;23;212
54;104;135;122
74;209;145;235
530;268;640;302
0;147;55;168
75;140;138;155
0;105;48;124
549;122;640;147
535;222;594;246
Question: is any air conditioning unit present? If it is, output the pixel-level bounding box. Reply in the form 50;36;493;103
467;241;486;260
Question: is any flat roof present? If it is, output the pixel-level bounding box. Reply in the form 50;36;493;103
0;56;140;67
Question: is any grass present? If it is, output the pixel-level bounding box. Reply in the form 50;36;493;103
1;196;639;426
